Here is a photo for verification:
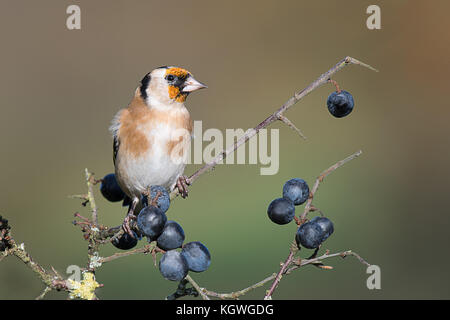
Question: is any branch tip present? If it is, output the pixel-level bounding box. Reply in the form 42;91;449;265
345;56;379;72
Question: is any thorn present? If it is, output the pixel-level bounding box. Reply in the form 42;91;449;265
74;213;92;225
68;194;89;200
293;258;302;266
345;56;379;72
51;266;63;279
277;114;307;140
319;265;333;270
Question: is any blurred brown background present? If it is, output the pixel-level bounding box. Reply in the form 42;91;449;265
0;0;449;299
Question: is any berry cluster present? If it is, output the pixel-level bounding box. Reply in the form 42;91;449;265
101;174;211;282
267;178;309;225
267;178;334;250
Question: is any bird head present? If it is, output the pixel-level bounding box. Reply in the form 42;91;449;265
139;66;207;106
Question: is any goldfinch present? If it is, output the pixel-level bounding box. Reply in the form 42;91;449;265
110;66;207;235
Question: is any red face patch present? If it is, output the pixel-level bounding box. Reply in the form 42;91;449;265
165;67;190;102
165;67;190;79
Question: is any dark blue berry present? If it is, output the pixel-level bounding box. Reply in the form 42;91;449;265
141;185;170;213
282;178;310;205
100;173;126;202
157;221;185;251
310;216;334;241
181;241;211;273
137;206;167;240
112;231;138;250
159;250;189;281
122;195;131;207
296;221;323;249
267;198;295;225
327;90;354;118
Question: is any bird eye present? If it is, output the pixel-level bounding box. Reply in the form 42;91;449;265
166;75;175;82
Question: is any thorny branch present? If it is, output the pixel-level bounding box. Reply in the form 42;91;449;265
169;56;377;200
178;150;369;300
98;244;154;264
198;250;370;300
0;216;71;299
264;150;363;300
0;56;376;300
301;150;363;222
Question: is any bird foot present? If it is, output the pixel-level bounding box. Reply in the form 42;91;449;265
122;213;136;238
176;176;190;199
142;188;163;207
122;198;139;238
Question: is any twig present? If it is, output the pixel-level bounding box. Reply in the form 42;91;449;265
85;169;98;227
98;244;153;264
277;114;307;140
5;235;69;292
264;251;295;300
197;249;370;300
300;150;362;221
36;286;52;300
81;169;105;275
68;194;88;201
338;250;371;268
287;250;371;272
185;275;210;300
203;273;278;299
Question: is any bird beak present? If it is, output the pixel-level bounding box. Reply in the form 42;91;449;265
182;76;207;92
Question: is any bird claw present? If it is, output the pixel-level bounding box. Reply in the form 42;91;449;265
176;176;190;199
122;214;136;238
122;197;139;237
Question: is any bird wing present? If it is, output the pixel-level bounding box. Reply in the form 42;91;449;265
113;135;119;165
110;109;123;166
